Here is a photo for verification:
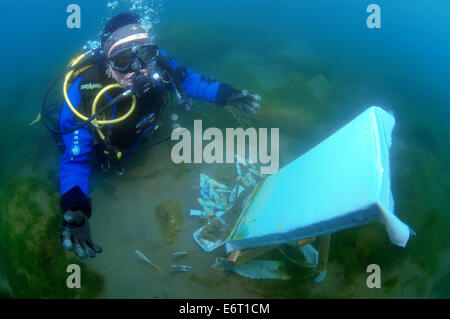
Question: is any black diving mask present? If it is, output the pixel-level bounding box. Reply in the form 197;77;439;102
108;43;159;73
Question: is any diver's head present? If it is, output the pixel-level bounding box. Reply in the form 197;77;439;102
102;13;159;89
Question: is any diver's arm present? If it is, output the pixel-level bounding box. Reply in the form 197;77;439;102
58;76;94;215
159;50;261;115
159;50;230;105
58;77;102;258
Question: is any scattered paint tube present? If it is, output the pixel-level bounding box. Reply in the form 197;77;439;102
135;250;161;270
246;172;257;186
197;198;225;211
215;210;227;217
190;209;203;216
200;174;209;198
216;189;232;194
229;185;244;203
172;251;189;256
248;167;262;177
211;180;228;190
213;191;221;205
190;209;212;217
240;177;251;188
170;265;192;272
200;173;207;188
209;183;215;199
236;162;243;177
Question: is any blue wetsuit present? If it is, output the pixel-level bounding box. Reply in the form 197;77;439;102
59;50;234;212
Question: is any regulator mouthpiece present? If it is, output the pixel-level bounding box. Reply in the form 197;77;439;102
132;74;154;97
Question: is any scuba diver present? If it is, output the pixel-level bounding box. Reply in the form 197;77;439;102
46;13;261;259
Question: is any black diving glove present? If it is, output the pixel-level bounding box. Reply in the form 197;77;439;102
60;186;102;259
216;84;261;117
61;210;103;259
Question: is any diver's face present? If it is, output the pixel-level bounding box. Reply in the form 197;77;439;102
108;64;150;87
106;36;156;87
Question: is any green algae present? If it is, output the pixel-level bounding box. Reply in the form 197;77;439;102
0;177;105;298
431;270;450;298
391;138;449;279
331;224;406;283
383;276;400;294
155;199;183;244
158;21;234;76
408;210;450;276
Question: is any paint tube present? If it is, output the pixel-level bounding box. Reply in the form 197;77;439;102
172;251;189;256
229;185;244;203
190;209;213;217
170;264;192;272
236;162;243;177
246;172;256;186
248;167;262;178
197;198;225;211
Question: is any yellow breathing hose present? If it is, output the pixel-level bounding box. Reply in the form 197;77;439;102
91;83;136;153
63;53;137;126
91;84;136;125
62;51;137;161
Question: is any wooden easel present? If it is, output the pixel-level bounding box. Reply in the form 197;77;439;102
226;235;331;282
225;179;332;282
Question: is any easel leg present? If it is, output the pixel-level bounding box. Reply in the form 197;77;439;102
314;234;331;283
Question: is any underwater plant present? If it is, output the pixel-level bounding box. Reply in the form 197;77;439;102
155;199;183;244
0;177;105;298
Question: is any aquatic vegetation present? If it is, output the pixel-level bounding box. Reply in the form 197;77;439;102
391;139;449;277
431;269;450;298
255;101;316;138
158;21;233;73
383;276;400;294
405;121;440;156
0;275;13;298
408;210;450;276
331;224;405;283
155;199;183;244
307;74;332;101
0;177;105;298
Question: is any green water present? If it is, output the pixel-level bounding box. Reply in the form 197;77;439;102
0;1;449;298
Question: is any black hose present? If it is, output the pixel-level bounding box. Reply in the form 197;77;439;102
41;53;181;152
41;71;132;135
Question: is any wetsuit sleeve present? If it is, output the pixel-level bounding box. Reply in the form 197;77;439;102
159;49;238;106
59;75;93;213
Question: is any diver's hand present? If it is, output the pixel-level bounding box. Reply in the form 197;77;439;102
226;89;261;118
61;210;103;259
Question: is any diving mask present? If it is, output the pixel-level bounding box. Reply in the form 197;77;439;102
108;43;159;73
